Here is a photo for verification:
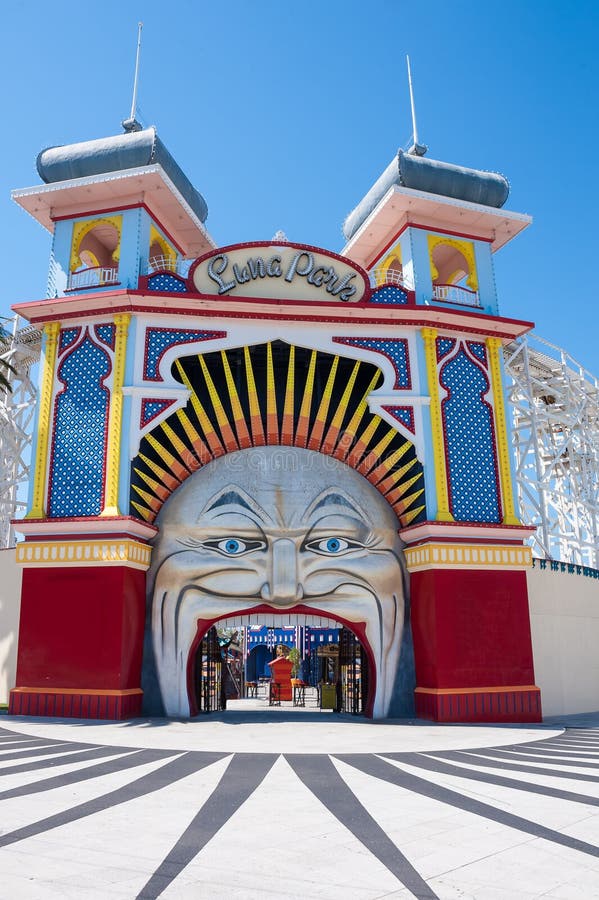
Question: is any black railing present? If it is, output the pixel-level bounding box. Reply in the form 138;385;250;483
532;557;599;579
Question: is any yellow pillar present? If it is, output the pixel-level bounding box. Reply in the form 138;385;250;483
487;336;520;525
422;327;453;522
102;313;130;517
26;321;60;519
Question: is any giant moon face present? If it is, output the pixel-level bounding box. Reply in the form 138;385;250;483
148;446;407;718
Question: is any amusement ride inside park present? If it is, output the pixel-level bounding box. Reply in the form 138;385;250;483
1;40;598;724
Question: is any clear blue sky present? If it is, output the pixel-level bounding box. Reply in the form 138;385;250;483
2;0;598;373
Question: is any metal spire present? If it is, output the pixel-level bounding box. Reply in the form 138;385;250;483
122;23;144;133
406;56;427;156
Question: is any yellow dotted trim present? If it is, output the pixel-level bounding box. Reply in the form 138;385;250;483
487;337;520;525
26;322;60;519
422;327;453;522
102;314;130;517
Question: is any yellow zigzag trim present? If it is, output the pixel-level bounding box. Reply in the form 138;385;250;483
131;500;153;521
244;346;266;446
221;350;251;447
402;504;426;526
176;359;224;455
296;350;317;447
134;343;423;529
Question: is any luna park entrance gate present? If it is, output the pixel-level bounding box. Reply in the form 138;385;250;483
195;627;225;713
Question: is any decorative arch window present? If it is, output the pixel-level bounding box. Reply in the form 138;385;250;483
68;216;122;290
373;246;403;287
149;224;177;273
427;235;480;307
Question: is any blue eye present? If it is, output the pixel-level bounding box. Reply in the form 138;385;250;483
196;537;266;556
305;537;358;555
219;539;245;555
325;538;344;553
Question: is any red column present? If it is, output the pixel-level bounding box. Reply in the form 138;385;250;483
9;564;147;720
410;568;541;722
402;523;542;723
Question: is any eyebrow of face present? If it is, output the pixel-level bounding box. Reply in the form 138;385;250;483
311;493;355;514
206;490;253;512
309;491;373;526
202;489;269;524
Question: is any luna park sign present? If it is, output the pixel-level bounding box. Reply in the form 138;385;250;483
189;242;370;303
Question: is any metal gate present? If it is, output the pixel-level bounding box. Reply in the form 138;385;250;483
339;628;368;715
194;627;224;713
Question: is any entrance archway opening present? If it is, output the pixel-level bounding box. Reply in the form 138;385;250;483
191;612;371;717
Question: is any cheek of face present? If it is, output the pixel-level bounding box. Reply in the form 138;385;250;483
300;546;403;600
154;548;268;598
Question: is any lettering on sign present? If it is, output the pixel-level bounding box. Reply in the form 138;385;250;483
189;243;370;303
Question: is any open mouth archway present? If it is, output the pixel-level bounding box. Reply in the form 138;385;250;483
189;611;372;717
144;444;410;720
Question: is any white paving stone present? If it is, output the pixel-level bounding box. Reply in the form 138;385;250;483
0;714;598;899
1;714;563;754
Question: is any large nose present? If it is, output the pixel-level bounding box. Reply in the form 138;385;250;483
261;538;302;604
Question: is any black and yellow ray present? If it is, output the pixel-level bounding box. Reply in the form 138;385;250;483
130;341;425;528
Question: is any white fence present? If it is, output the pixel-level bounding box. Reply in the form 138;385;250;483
432;283;480;307
67;267;119;290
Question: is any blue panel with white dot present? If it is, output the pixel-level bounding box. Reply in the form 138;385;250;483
333;338;410;389
147;273;187;293
95;324;116;349
384;406;415;433
466;341;487;365
370;286;408;305
436;338;456;361
144;329;223;381
59;328;81;354
440;349;500;523
140;399;175;428
49;336;110;517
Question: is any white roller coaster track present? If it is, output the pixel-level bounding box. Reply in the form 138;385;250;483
504;334;599;568
0;318;597;565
